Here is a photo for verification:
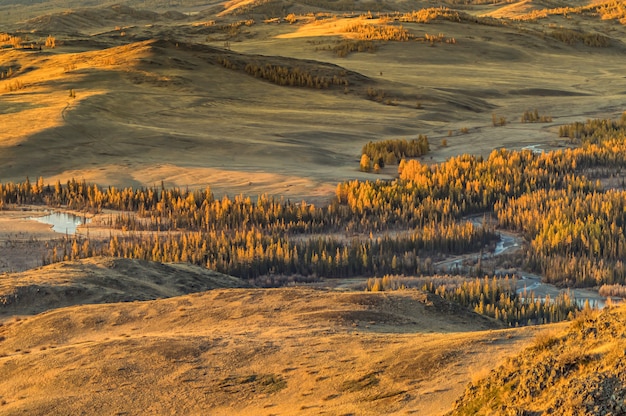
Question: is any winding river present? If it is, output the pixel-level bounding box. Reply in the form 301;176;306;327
467;217;614;308
26;210;616;307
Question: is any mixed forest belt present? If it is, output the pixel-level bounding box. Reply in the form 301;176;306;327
1;115;626;310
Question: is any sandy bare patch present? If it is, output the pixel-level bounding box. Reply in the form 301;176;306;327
0;208;64;273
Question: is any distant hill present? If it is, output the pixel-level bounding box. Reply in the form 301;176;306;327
19;5;189;34
0;256;249;316
449;304;626;415
2;0;626;196
0;0;218;27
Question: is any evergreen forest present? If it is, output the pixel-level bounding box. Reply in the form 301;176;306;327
4;113;626;325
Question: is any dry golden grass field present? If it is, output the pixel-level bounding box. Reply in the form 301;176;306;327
2;0;626;414
0;256;559;415
1;0;625;200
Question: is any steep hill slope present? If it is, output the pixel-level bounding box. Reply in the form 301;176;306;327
449;304;626;415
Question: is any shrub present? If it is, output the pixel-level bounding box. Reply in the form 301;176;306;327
521;109;553;123
45;35;56;49
547;28;610;47
492;113;507;127
359;154;372;172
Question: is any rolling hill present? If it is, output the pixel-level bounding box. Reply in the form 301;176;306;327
1;1;626;200
0;260;550;415
0;256;249;317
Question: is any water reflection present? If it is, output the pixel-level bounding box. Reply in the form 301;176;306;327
31;212;90;235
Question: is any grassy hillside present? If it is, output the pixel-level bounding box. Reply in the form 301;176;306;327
0;256;249;317
0;280;552;415
1;1;626;199
449;303;626;415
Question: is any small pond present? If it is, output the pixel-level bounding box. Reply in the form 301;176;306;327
31;212;91;235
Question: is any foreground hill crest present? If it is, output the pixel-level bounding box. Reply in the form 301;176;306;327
0;256;249;317
449;304;626;415
0;278;529;415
